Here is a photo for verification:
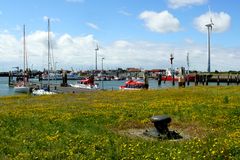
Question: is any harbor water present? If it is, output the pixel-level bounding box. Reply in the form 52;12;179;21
0;77;236;97
0;77;180;96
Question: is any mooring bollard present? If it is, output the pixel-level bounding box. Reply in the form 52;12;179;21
144;115;183;140
151;115;171;134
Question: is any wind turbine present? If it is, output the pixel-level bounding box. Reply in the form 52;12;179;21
205;6;214;73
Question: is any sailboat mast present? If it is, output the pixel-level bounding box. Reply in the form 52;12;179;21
23;24;26;75
47;18;50;84
23;24;28;85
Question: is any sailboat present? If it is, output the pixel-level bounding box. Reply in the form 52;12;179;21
14;25;30;93
32;18;56;95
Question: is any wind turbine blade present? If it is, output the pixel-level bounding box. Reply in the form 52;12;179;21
208;5;214;24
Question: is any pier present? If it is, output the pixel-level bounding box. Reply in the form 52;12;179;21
191;73;240;86
48;85;96;94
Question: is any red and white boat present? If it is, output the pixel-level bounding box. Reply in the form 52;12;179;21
161;69;179;81
70;77;99;90
161;68;195;82
119;80;146;90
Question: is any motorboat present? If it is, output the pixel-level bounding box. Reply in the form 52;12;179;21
161;68;195;82
161;68;179;81
119;79;146;90
70;77;99;90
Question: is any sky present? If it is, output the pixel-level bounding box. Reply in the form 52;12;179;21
0;0;239;72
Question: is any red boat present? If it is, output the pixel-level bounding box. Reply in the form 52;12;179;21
70;76;99;89
161;68;195;82
161;69;178;81
161;75;179;81
119;80;145;90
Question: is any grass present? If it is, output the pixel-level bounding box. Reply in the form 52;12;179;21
0;86;239;159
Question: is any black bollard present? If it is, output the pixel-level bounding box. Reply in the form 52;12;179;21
151;115;171;135
145;115;183;139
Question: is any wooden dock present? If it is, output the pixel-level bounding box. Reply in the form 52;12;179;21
49;85;96;94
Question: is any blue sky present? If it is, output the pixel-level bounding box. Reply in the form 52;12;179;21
0;0;239;71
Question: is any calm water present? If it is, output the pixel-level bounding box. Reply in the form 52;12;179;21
0;77;234;97
0;77;16;96
0;77;180;96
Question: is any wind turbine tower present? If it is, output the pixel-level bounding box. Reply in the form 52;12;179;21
206;7;214;73
95;44;99;71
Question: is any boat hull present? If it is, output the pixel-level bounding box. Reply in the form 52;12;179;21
14;86;29;93
119;86;142;90
32;89;56;95
161;75;195;82
161;76;178;81
70;84;98;90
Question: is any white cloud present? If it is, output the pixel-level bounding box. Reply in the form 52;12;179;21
139;10;181;33
0;31;239;71
86;22;99;30
194;11;231;33
168;0;207;9
0;34;21;63
103;41;240;71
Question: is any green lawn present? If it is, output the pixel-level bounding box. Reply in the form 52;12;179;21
0;86;239;159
